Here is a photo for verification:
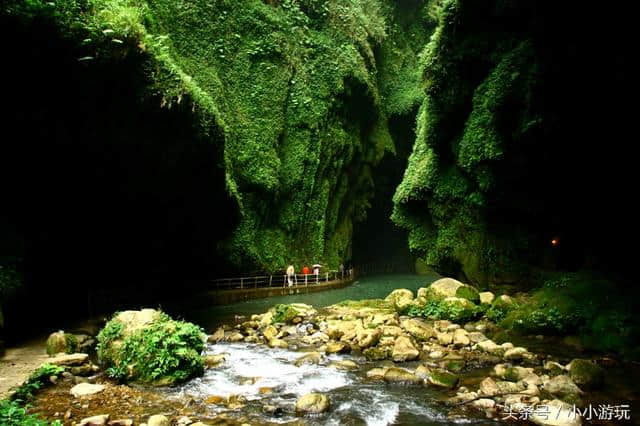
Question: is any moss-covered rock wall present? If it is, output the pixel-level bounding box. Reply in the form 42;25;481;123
2;0;435;274
392;0;634;285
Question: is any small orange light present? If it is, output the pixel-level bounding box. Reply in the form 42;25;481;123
551;239;558;246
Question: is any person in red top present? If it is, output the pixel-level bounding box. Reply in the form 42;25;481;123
302;265;310;275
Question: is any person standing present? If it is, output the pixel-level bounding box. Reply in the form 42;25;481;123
339;263;345;279
302;265;310;275
286;264;295;287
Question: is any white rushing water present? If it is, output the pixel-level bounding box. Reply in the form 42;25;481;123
165;342;486;425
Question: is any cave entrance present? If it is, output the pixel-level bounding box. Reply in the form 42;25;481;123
351;110;417;275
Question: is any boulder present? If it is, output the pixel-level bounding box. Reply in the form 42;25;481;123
356;328;381;349
453;329;470;346
384;367;423;384
272;303;317;324
424;278;464;299
96;310;205;385
148;415;170;426
78;414;109;426
567;359;604;389
381;325;404;337
384;289;414;312
530;399;582;426
325;341;349;354
400;318;435;341
328;360;358;371
437;332;453;345
326;319;362;340
363;346;390;361
46;331;77;356
48;353;88;366
504;347;528;361
392;336;419;362
467;331;488;343
207;328;225;343
71;383;105;397
479;292;495;305
479;377;500;396
295;352;324;367
543;375;583;405
493;364;534;382
439;354;465;373
268;338;288;349
262;325;278;340
295;393;330;414
427;369;459;388
366;367;389;380
227;332;244;342
203;353;227;368
425;278;480;303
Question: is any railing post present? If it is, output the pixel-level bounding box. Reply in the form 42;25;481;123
240;277;243;289
269;275;272;287
305;274;308;286
326;272;329;282
255;277;258;288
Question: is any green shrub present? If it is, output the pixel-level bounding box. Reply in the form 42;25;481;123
97;312;205;385
11;364;64;403
407;299;482;323
0;400;62;426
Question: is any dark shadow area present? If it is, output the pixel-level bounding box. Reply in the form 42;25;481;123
352;111;417;274
0;12;238;341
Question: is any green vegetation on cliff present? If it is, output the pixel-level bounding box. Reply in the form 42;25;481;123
2;0;434;273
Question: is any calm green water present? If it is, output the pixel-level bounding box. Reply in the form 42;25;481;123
173;273;440;332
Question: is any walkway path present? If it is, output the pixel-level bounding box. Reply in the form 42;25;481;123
0;336;49;399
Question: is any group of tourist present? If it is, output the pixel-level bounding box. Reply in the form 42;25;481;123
285;263;348;286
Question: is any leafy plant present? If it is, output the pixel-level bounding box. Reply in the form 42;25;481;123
0;399;62;426
11;364;64;403
97;312;205;385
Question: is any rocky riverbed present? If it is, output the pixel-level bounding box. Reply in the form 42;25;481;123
9;278;640;425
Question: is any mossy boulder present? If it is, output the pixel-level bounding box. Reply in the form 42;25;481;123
567;359;604;389
363;346;391;361
96;309;205;385
384;289;414;312
424;278;480;303
271;303;316;324
46;331;78;356
427;369;459;388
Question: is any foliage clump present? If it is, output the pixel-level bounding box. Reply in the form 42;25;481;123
97;311;205;385
0;399;61;426
10;363;64;403
407;299;481;323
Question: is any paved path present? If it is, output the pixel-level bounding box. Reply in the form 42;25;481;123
0;336;49;399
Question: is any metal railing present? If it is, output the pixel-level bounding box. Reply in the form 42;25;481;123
209;269;353;290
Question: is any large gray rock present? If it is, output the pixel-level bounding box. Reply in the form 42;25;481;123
71;383;105;397
295;393;330;413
